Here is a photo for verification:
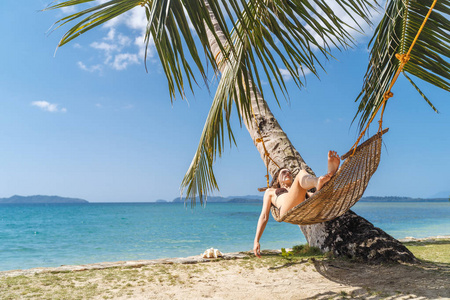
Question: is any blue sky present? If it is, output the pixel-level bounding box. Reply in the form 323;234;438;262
0;1;449;202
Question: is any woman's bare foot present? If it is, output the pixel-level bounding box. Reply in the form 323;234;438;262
316;173;332;191
327;150;340;175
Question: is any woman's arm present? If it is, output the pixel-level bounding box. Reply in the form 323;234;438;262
253;191;273;258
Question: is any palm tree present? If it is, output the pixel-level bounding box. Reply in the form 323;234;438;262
45;0;449;262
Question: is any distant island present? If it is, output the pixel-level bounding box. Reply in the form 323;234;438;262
172;195;262;203
360;196;447;202
0;195;89;204
168;195;448;204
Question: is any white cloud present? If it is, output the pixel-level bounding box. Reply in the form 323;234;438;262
75;4;156;73
305;1;383;50
135;33;155;60
77;61;102;73
112;53;139;70
117;34;132;48
31;101;67;113
124;8;147;30
105;28;116;41
60;6;77;15
299;67;311;76
279;67;312;81
90;41;117;52
279;68;292;81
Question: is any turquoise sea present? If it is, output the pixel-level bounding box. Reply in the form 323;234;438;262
1;201;449;271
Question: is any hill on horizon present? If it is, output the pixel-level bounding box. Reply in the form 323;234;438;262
430;190;450;198
360;196;447;202
0;195;89;204
172;195;263;203
170;195;448;203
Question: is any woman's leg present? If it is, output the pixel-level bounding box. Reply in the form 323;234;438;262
296;169;333;192
297;169;319;190
277;170;310;215
278;170;332;215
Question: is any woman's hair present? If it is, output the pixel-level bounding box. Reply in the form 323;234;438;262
257;166;289;192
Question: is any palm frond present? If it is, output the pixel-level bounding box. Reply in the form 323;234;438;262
181;0;377;205
355;0;450;132
46;0;376;103
180;54;243;206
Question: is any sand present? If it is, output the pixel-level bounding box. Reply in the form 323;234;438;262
1;237;449;299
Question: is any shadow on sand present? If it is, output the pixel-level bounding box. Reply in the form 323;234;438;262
305;258;449;299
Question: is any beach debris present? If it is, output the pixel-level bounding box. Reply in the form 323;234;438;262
201;248;223;259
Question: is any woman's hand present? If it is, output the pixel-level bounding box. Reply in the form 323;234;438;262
253;241;261;258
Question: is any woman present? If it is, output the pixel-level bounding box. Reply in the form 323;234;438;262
253;151;340;258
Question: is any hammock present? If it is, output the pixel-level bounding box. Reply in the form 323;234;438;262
270;128;388;225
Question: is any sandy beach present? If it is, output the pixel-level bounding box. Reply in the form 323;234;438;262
1;236;449;299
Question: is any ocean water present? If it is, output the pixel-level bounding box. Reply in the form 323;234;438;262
0;201;449;271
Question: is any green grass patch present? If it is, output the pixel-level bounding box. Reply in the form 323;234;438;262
291;244;324;257
404;239;450;263
278;244;327;262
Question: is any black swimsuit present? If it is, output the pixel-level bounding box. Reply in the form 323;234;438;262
275;188;288;197
274;188;288;210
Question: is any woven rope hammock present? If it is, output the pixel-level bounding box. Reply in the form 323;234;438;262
270;128;388;225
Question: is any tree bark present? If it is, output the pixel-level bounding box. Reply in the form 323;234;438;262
204;1;416;264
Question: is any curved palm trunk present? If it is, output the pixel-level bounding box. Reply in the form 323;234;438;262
204;1;416;263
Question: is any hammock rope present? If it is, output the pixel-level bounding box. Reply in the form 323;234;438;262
349;0;437;156
264;1;437;225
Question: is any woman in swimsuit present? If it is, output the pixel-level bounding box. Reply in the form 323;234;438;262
253;151;340;258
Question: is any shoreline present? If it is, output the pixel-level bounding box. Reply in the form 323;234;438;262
1;235;448;278
1;237;448;299
0;251;252;278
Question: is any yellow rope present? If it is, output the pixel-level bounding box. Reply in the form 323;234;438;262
214;51;222;63
214;50;228;66
250;105;280;187
350;0;437;156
